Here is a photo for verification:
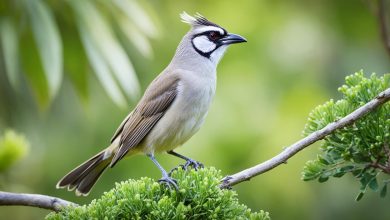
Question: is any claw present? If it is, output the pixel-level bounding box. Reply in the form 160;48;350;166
168;159;204;176
158;176;179;191
183;159;204;170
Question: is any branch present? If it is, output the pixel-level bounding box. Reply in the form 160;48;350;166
0;191;77;212
221;88;390;189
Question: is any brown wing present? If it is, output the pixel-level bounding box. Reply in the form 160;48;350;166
110;113;131;143
109;73;180;167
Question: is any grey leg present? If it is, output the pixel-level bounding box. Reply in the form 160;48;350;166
147;154;178;190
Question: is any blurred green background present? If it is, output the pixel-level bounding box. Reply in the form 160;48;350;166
1;0;390;219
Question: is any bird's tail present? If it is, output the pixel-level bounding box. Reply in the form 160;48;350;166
56;149;112;196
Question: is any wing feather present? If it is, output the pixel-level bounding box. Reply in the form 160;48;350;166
109;74;179;167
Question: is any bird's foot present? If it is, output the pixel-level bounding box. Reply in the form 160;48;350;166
158;175;179;191
182;159;204;171
168;159;204;176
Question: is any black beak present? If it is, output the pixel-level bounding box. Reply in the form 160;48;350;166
220;33;247;45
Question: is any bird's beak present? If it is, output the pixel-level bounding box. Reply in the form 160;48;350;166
220;33;247;45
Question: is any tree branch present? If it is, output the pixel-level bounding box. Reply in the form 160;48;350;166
0;191;77;212
221;88;390;189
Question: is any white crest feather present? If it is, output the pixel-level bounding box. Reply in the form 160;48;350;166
180;11;197;25
180;12;211;27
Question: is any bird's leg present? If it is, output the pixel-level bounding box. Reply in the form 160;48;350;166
167;150;204;174
147;154;178;190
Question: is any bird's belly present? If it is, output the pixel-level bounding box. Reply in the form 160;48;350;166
142;80;215;154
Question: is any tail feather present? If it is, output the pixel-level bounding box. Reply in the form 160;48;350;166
75;160;110;196
57;150;111;196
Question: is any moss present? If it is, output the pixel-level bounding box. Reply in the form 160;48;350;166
47;167;270;219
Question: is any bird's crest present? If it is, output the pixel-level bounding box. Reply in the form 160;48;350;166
180;12;219;28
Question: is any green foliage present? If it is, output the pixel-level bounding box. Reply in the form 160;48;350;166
302;71;390;200
46;167;270;220
0;130;29;172
0;0;159;107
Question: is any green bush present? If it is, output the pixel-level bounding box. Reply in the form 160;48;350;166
47;167;270;219
302;71;389;200
0;130;29;172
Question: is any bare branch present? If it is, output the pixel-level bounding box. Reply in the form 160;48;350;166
0;191;77;212
221;88;390;189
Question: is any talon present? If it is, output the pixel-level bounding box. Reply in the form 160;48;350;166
167;151;203;172
183;159;203;171
158;176;179;191
168;159;204;175
168;166;179;176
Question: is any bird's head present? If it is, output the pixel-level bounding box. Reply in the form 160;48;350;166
174;12;246;67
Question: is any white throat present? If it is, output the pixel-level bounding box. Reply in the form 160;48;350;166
209;45;228;65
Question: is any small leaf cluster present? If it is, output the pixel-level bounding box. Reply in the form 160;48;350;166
302;71;389;200
0;130;29;172
46;167;270;219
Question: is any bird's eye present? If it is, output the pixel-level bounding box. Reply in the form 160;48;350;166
208;31;220;41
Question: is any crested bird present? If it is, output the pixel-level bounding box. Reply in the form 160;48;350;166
57;12;246;196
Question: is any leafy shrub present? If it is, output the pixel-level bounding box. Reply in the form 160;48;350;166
47;167;270;219
302;71;389;200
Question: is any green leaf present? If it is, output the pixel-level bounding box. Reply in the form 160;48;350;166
79;28;126;108
360;173;375;191
0;18;20;89
317;155;330;165
301;160;324;181
113;0;158;38
61;11;89;102
355;191;364;201
332;169;346;178
380;184;387;198
318;175;329;183
70;0;140;103
20;31;50;107
340;165;355;172
25;0;63;98
352;168;365;178
115;13;153;58
368;178;379;191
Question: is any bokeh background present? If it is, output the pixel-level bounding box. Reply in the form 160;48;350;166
1;0;390;219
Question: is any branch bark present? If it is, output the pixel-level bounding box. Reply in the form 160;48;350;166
221;88;390;189
0;191;77;212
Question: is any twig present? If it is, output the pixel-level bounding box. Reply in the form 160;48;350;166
378;0;390;58
221;88;390;189
0;191;77;212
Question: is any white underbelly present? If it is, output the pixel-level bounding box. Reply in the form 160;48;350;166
142;75;216;154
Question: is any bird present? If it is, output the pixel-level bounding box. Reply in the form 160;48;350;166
56;12;246;196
